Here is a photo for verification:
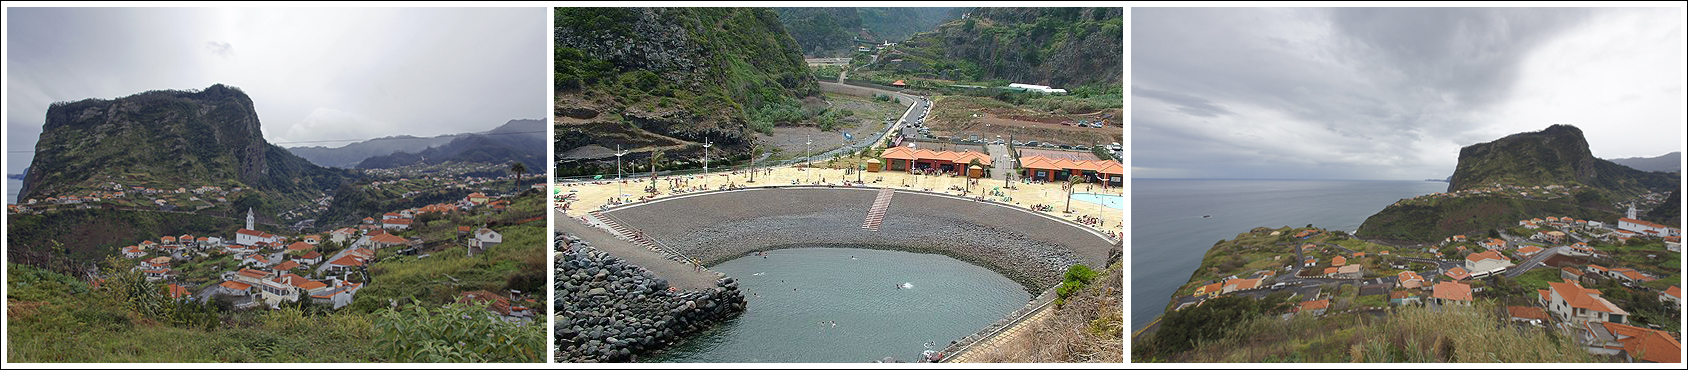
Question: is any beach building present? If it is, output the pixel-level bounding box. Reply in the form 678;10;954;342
880;146;994;178
1016;155;1123;185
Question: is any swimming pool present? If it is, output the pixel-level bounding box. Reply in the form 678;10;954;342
1071;192;1124;210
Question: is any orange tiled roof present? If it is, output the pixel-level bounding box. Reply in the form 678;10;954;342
1602;322;1681;363
1432;281;1472;301
220;281;252;291
1299;299;1330;311
1466;250;1510;263
1507;306;1550;321
1549;279;1626;315
286;242;314;251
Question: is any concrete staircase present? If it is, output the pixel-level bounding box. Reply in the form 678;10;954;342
861;188;895;231
589;211;686;263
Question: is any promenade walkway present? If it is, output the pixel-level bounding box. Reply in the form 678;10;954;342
554;210;716;290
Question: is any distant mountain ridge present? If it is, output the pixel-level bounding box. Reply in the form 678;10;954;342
287;118;543;168
773;7;960;57
1605;151;1680;173
354;125;547;170
18;84;353;206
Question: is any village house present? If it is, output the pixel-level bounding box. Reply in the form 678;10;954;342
1544;279;1627;328
466;192;491;206
293;250;324;265
1617;217;1677;238
1515;245;1545;258
1390;290;1421;306
241;254;273;268
329;227;359;244
1660;286;1681;310
1397;271;1426;289
1607;267;1656;284
1430;281;1473;306
302;235;322;245
1221;277;1263;294
470;227;503;249
234;228;280;246
121;245;147;259
1443;266;1472;281
1506;306;1551;324
1465;250;1513;277
1293;299;1330;316
1478;238;1507;250
1584;321;1681;363
285;242;314;253
383;218;413;230
309;281;364;309
1334;265;1363;279
1561;266;1587;282
1331;255;1347;267
1533;230;1567;244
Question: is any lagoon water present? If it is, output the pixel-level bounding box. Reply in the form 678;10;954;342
652;247;1027;363
1130;179;1445;331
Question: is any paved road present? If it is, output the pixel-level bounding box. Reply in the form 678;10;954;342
985;143;1012;181
554;210;717;290
1502;246;1567;279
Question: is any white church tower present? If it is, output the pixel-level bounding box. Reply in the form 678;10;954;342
246;208;255;230
1626;203;1637;220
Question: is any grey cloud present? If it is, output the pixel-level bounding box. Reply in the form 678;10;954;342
205;41;234;58
1132;7;1678;180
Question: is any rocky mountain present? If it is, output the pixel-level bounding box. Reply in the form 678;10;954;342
773;7;960;57
1359;124;1679;242
18;84;353;206
871;7;1123;88
1606;151;1681;173
355;131;546;170
288;119;544;168
1446;125;1675;197
554;7;821;169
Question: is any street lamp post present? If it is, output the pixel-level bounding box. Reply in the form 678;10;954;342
805;135;813;184
702;139;712;188
615;145;628;198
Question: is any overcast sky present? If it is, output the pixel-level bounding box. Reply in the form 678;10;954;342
1132;7;1684;180
4;7;545;175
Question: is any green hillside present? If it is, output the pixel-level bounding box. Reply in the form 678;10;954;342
868;7;1122;89
554;7;821;160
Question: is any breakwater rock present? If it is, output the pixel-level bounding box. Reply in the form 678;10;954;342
554;233;746;362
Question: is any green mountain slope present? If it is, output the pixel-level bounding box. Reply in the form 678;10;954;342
554;7;821;162
871;7;1122;88
18;84;353;208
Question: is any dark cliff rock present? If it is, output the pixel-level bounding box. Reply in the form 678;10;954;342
19;84;351;204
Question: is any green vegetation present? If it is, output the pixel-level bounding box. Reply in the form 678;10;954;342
1359;195;1621;243
1447;125;1677;198
374;302;545;362
6;208;280;263
773;8;959;57
864;8;1121;89
1055;264;1099;305
1135;300;1603;362
555;7;821;158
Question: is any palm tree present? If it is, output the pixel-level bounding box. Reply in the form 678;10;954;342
1064;175;1085;213
649;149;665;192
508;161;527;193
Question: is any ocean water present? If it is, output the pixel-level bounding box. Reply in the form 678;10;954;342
7;178;22;204
652;247;1028;363
1130;179;1446;331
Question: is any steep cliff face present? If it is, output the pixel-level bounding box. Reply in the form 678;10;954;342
554;7;821;162
553;7;823;176
1359;124;1679;242
19;84;350;204
1447;124;1675;197
874;7;1123;88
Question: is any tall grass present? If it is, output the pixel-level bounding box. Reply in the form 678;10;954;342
1166;301;1605;363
